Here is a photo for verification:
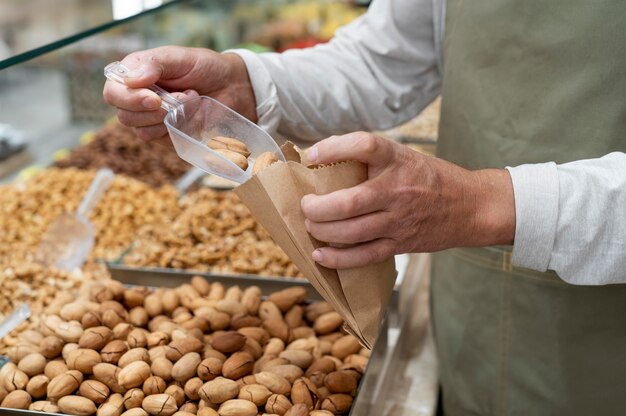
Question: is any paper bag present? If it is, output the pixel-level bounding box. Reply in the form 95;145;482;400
235;145;396;348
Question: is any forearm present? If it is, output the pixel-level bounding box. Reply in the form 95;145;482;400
228;0;442;142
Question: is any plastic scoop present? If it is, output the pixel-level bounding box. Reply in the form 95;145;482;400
104;61;285;183
35;168;114;271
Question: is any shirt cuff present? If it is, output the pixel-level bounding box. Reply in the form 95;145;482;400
506;162;559;272
222;49;282;136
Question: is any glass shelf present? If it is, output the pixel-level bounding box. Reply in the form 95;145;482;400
0;0;186;70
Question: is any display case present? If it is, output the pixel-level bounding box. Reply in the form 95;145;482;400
0;2;438;415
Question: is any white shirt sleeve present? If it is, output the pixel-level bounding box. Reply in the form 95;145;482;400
507;152;626;285
227;0;443;143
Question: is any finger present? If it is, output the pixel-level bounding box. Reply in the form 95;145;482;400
117;108;166;128
305;211;392;244
134;124;169;142
301;182;386;222
307;132;394;167
103;80;161;111
119;47;201;88
311;239;396;269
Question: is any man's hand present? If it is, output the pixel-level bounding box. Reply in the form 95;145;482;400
300;132;516;269
103;46;256;142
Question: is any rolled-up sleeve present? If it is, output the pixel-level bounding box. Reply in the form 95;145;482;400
507;152;626;285
227;0;442;143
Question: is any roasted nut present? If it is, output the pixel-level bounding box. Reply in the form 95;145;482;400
183;377;203;401
263;320;289;343
268;288;307;312
40;336;64;359
268;365;304;384
212;148;249;170
97;392;125;416
119;348;150;368
191;276;211;296
142;376;166;396
217;399;257;416
118;361;151;389
18;352;47;377
179;402;198;414
83;311;103;329
254;372;291;395
44;360;68;379
67;348;102;374
197;357;222;381
26;375;49;399
101;340;129;364
129;307;150;328
29;400;59;413
54;320;84;343
2;364;29;392
196;408;218;416
127;329;148;349
252;152;279;175
264;338;286;356
198;377;239;404
284;403;309;416
305;358;336;378
331;336;361;360
238;384;272;406
324;371;357;394
171;352;202;382
222;351;254;380
166;338;203;361
321;394;352;414
60;302;88;322
142;394;178;416
80;380;111;404
47;370;83;400
93;363;125;394
121;408;149;416
279;350;313;370
151;357;173;381
265;394;292;415
147;332;169;348
123;389;146;410
237;327;269;345
259;302;283;322
1;390;32;409
284;305;304;329
211;332;246;354
290;378;319;410
208;136;251;158
313;313;343;335
62;342;80;361
164;385;185;408
58;395;98;416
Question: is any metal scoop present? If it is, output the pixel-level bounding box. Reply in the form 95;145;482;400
35;168;114;271
104;61;285;184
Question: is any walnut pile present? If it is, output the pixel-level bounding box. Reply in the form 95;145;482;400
124;189;302;278
0;168;180;263
54;121;191;188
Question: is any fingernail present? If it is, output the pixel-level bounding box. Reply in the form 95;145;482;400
126;68;144;78
307;146;319;163
312;249;323;262
304;218;311;232
142;96;159;109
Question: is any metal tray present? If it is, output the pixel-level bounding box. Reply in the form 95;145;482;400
0;267;398;416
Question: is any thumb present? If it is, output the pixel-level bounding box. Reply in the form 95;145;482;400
120;56;164;89
307;132;394;167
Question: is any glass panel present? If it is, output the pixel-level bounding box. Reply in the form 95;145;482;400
0;0;180;68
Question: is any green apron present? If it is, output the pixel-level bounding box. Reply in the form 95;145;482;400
432;1;626;415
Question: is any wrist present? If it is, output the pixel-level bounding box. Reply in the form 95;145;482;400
469;169;516;246
221;52;258;122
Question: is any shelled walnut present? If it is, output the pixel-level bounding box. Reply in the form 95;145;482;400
123;188;302;278
0;168;180;263
0;278;368;416
55;121;191;188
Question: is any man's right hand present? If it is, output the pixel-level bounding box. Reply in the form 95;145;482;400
103;46;257;142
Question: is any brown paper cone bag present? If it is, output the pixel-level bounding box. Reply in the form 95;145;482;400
235;145;396;348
